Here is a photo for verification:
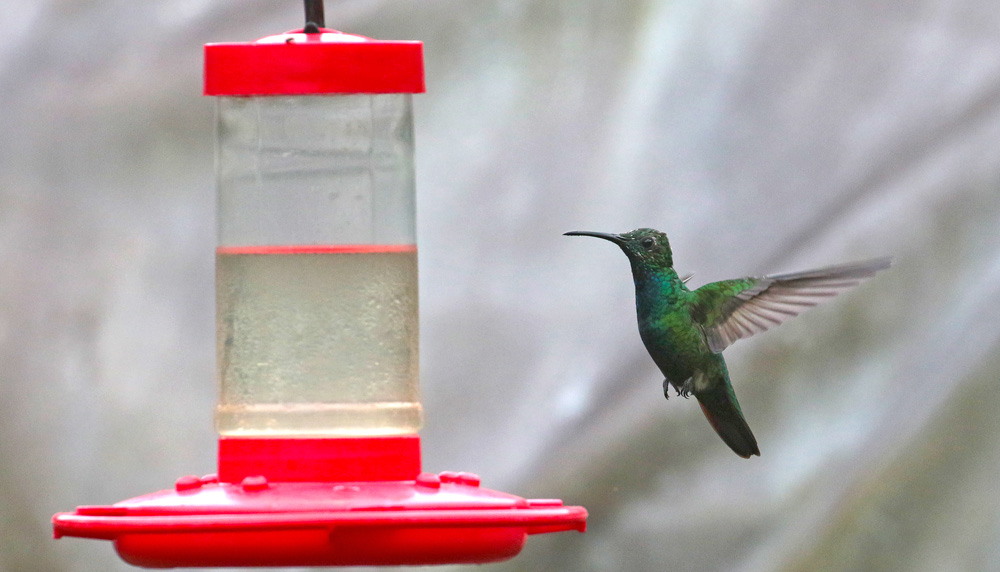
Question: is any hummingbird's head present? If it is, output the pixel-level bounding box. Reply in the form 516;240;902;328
564;227;674;270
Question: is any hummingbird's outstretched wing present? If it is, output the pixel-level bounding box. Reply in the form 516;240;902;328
691;257;892;353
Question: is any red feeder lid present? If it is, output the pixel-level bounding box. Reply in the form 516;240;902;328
53;437;587;566
204;28;425;96
52;471;587;567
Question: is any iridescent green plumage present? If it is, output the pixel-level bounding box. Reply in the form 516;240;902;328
565;228;891;458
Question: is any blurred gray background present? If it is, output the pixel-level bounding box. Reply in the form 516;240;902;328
4;1;1000;571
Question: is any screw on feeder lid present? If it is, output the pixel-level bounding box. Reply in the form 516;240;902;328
204;0;424;96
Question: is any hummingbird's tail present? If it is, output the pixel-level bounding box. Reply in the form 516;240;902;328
694;371;760;458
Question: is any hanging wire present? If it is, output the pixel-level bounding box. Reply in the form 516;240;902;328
304;0;325;33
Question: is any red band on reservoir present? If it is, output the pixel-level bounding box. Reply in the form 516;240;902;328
218;435;422;483
217;244;416;255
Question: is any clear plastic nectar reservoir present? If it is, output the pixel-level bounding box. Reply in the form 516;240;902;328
214;91;421;436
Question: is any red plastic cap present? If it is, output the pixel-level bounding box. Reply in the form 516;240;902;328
204;28;424;95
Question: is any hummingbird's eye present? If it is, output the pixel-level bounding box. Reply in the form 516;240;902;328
641;237;655;249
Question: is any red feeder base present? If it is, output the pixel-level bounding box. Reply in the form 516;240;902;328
52;437;587;567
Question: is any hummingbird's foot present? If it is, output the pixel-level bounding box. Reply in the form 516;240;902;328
676;378;694;399
661;378;670;400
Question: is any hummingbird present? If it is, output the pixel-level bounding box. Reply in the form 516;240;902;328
565;228;891;458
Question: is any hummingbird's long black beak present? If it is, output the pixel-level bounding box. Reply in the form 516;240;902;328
563;230;626;245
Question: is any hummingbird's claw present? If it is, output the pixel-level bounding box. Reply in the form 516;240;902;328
661;378;670;400
677;378;694;399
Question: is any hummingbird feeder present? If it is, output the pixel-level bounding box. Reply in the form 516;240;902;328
52;2;587;567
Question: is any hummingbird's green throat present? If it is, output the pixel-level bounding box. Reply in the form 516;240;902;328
565;227;891;458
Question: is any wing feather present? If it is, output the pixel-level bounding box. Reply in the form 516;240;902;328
694;257;892;353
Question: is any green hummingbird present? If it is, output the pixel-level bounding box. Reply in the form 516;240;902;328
565;228;891;458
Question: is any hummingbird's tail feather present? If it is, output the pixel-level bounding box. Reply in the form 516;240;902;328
695;378;760;458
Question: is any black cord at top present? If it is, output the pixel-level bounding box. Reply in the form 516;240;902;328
304;0;325;33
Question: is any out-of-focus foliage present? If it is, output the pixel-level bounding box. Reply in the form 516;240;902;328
4;1;1000;571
